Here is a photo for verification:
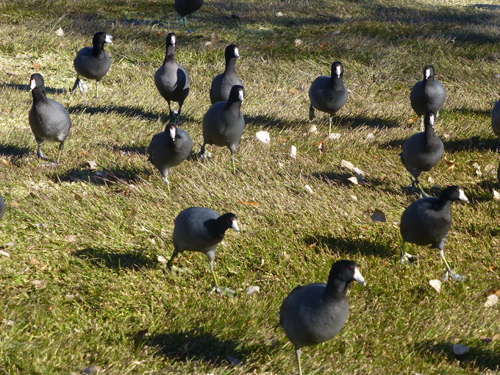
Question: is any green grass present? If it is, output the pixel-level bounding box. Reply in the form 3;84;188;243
1;0;500;373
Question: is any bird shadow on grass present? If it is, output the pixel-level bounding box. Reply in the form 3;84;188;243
2;82;67;95
112;144;149;156
135;328;261;366
444;137;497;154
0;143;30;158
311;170;402;196
303;235;394;259
73;247;158;271
245;114;309;130
68;104;181;123
50;164;146;186
414;340;500;372
378;136;497;153
337;115;400;130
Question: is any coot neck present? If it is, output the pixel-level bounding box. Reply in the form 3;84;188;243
226;99;242;114
433;197;453;212
225;57;237;74
92;43;107;58
164;45;176;63
330;75;344;91
31;87;48;103
205;218;229;240
424;124;437;142
324;277;350;299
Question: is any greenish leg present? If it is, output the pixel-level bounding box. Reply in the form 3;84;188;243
439;249;462;281
231;154;236;173
208;259;235;297
401;241;418;264
295;348;302;375
57;142;64;164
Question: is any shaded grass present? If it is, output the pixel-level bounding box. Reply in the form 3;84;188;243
1;0;500;374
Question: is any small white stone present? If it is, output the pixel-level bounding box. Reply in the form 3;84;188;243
0;250;10;257
245;286;260;295
290;145;297;159
452;343;470;355
55;27;64;37
157;255;167;263
305;185;313;193
255;131;270;144
294;39;303;47
276;12;283;17
350;195;357;201
493;189;500;200
485;294;499;307
307;125;317;133
329;132;341;140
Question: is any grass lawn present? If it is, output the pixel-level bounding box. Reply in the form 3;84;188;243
0;0;500;373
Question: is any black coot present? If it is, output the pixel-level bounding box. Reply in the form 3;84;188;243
155;33;190;123
29;73;72;163
168;207;239;296
280;260;365;375
309;61;348;135
400;185;468;281
400;111;444;196
199;85;245;172
148;123;192;193
410;65;446;130
209;44;243;104
174;0;204;32
72;32;113;98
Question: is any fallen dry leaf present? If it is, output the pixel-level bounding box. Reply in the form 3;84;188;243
493;190;500;200
446;161;455;170
307;242;317;249
488;265;499;271
347;176;358;185
341;160;355;171
308;125;317;134
237;201;260;206
429;279;441;293
33;62;40;69
371;209;386;223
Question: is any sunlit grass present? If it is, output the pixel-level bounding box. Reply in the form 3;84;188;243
0;0;499;374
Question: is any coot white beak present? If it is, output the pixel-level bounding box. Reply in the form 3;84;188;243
353;267;366;285
231;219;240;233
169;126;176;142
105;34;113;45
458;188;469;203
